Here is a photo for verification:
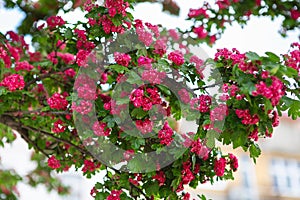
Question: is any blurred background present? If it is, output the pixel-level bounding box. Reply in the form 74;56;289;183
0;0;299;199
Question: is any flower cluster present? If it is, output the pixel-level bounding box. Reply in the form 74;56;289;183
47;93;68;110
52;119;66;134
190;139;209;160
158;121;174;146
141;69;166;84
252;76;285;106
93;121;111;136
178;88;191;104
235;109;259;125
46;16;65;29
214;157;226;177
82;160;100;173
190;95;212;112
130;87;162;111
152;171;166;186
168;51;185;65
0;74;25;91
228;153;239;171
114;52;131;67
72;100;93;115
135;118;153;134
106;190;122;200
15;61;34;71
47;156;61;169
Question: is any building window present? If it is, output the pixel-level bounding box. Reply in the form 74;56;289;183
270;158;300;197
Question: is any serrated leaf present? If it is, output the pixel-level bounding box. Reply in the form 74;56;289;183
265;52;280;62
246;52;260;61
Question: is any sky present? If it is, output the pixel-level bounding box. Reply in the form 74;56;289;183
0;1;299;200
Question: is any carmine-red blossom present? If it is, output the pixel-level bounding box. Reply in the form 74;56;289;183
191;139;209;160
158;121;174;146
46;16;65;29
106;190;122;200
235;109;259;125
214;157;226;177
290;9;300;20
130;87;162;111
64;68;76;78
135;118;153;134
188;7;209;18
72;100;93;115
178;88;191;104
82;160;100;173
137;56;152;69
141;69;166;84
15;61;34;71
0;74;25;91
252;76;285;106
181;161;195;185
210;104;228;121
152;171;165;186
228;153;239;171
168;29;180;41
47;93;68;110
168;51;185;65
47;155;61;169
193;26;208;39
123;149;135;161
93;121;111;136
190;95;212;112
249;128;259;141
183;192;191;200
52;119;66;134
114;52;131;67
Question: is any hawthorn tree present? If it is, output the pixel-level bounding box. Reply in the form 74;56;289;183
0;0;299;199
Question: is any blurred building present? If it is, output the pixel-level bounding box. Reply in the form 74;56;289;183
185;116;300;200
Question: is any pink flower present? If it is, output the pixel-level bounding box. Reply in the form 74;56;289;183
137;56;152;69
123;150;135;161
82;160;100;172
183;192;191;200
168;29;180;41
46;16;65;29
52;119;66;133
249;128;259;141
48;156;61;169
158;121;174;146
64;68;76;78
190;95;212;112
178;88;191;104
152;171;166;186
216;0;231;9
235;109;259;125
106;190;122;200
72;100;93;115
193;26;208;39
210;104;228;121
0;74;25;91
214;157;226;177
168;51;185;65
228;153;239;171
135;118;153;134
188;8;209;18
291;9;300;20
141;69;166;84
191;139;209;160
47;93;68;110
114;52;131;67
93;121;111;136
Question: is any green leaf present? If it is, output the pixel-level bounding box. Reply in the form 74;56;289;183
249;143;261;163
246;52;260;61
144;181;160;196
131;108;148;119
265;52;280;62
65;28;73;39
